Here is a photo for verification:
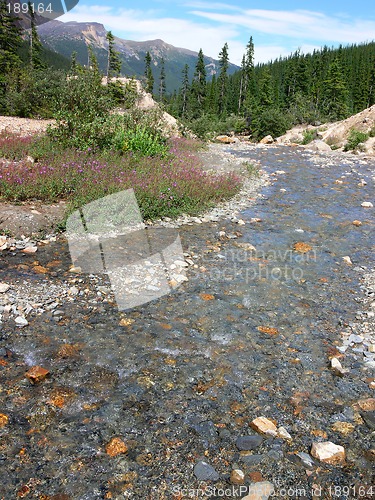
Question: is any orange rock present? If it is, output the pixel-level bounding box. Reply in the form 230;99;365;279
248;471;265;482
25;366;50;384
106;437;128;457
352;220;362;226
119;318;134;327
33;265;48;274
250;416;277;436
293;242;312;253
357;398;375;411
0;413;9;427
257;326;278;335
200;293;215;301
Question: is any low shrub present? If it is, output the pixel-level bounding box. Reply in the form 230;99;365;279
301;129;318;145
344;128;369;151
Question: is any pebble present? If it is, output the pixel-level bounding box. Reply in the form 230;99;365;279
277;426;292;440
349;334;364;344
295;452;315;469
15;316;28;327
361;201;373;208
331;421;355;435
330;357;348;377
310;441;346;465
193;461;219;481
342;256;352;265
25;366;50;384
241;481;274;500
236;435;263;450
250;417;277;436
0;283;10;293
230;468;245;485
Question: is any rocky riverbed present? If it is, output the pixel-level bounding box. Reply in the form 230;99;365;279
0;143;374;499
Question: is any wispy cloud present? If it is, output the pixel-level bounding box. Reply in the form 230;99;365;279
190;8;375;44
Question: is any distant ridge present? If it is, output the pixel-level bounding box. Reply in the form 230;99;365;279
37;20;240;92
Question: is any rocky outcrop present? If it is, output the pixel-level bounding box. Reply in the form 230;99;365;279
277;105;375;154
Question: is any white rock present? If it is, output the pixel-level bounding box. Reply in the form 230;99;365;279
0;283;10;293
277;426;292;440
174;260;189;267
331;357;348;376
361;202;373;208
342;256;352;265
275;170;286;175
237;219;246;225
311;441;345;464
15;316;29;327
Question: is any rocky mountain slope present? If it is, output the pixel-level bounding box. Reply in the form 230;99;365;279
37;20;240;92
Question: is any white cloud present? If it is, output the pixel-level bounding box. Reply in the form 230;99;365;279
190;8;375;45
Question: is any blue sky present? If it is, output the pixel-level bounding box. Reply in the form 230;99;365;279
61;0;375;65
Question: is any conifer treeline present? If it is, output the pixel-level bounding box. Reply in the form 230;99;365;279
167;39;375;138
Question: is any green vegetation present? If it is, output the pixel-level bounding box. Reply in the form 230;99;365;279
169;41;375;139
0;134;241;221
0;9;244;223
301;129;318;145
343;129;369;151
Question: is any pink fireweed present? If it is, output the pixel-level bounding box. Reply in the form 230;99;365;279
0;136;242;220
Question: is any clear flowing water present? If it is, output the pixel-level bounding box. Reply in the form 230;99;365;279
0;146;374;499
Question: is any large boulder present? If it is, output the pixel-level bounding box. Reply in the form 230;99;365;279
305;139;332;152
215;135;238;144
259;135;274;144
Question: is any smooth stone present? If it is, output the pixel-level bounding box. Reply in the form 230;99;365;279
193;461;219;481
236;435;263;450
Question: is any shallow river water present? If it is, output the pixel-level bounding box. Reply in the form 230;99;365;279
0;145;374;499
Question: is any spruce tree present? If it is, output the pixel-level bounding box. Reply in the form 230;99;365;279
159;57;166;102
28;2;45;70
180;64;190;116
190;48;206;116
144;51;154;95
106;31;122;81
217;42;229;116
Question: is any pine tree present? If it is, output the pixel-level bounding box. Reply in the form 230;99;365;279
70;51;78;76
241;36;255;115
159;57;166;102
106;31;122;81
190;48;206;116
180;64;190;116
217;42;229;116
28;2;44;70
144;51;154;95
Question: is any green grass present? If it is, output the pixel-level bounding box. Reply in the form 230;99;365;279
0;134;244;223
